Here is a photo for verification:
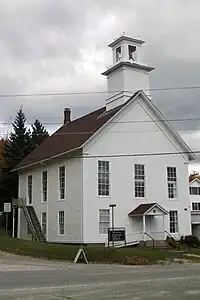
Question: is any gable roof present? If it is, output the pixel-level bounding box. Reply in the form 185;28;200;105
14;90;196;172
128;203;168;216
13;99;128;171
189;177;200;185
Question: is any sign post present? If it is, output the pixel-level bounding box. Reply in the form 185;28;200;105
109;204;116;248
4;203;11;237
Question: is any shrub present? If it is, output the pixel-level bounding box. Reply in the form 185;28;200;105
166;236;177;248
122;256;148;265
183;235;200;248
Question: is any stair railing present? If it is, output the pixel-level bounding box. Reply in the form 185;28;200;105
20;198;38;242
144;232;155;248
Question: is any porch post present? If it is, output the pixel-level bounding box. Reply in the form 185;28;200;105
17;208;21;239
12;208;15;238
162;215;165;239
143;215;146;242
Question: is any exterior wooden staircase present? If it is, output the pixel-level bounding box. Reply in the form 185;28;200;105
25;205;46;243
13;198;46;243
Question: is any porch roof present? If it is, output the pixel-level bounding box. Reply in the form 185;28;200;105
128;203;168;217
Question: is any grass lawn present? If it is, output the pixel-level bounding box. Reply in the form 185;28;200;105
1;233;199;265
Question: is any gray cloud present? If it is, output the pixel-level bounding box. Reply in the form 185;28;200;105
1;0;200;166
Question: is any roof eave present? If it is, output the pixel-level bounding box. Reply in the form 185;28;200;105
12;146;82;172
108;36;145;48
102;61;154;76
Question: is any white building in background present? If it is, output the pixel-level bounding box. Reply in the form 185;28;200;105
189;177;200;237
14;35;196;245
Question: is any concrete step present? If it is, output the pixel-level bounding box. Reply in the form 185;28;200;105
140;240;170;248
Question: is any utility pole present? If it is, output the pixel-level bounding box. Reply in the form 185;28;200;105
109;204;116;247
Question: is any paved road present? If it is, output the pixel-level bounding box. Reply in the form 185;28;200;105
0;252;200;299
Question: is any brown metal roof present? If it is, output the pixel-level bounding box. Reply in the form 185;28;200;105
128;203;157;216
15;103;125;171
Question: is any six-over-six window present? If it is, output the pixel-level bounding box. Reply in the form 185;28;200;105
59;166;66;200
134;164;145;198
169;211;179;233
98;161;110;196
167;167;177;199
99;209;110;234
42;171;48;202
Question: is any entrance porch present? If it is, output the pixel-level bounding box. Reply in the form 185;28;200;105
128;203;169;245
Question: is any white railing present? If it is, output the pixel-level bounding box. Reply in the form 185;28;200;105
105;231;141;248
105;230;169;248
145;232;166;241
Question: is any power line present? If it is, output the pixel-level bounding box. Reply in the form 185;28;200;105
2;116;200;125
0;128;200;136
1;86;200;98
1;150;199;162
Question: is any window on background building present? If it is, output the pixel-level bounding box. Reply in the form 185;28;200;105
169;211;178;233
98;161;110;196
190;187;200;195
134;164;145;198
42;171;47;202
27;175;32;204
192;203;200;211
99;209;110;234
167;167;177;199
58;211;65;235
41;212;47;235
59;166;65;199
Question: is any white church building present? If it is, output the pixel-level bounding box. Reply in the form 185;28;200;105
13;35;196;245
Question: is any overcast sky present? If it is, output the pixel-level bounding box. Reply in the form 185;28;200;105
1;0;200;171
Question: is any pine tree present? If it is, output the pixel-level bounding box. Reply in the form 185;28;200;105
31;119;49;149
3;109;32;171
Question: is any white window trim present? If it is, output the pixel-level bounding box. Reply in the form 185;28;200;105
58;165;66;201
99;208;110;235
41;212;47;235
41;169;48;203
58;211;65;236
96;160;111;198
27;174;33;205
169;210;179;234
134;164;146;199
167;166;178;200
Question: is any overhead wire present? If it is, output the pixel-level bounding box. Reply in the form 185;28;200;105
0;85;200;98
0;150;199;162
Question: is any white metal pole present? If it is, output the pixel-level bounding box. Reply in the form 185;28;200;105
143;215;146;242
12;208;15;238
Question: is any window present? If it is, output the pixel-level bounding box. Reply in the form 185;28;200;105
58;211;64;235
59;166;65;199
169;211;178;233
192;203;200;211
42;171;47;202
99;209;110;234
27;175;32;204
98;161;110;196
190;187;200;195
134;164;145;198
167;167;177;199
41;212;47;235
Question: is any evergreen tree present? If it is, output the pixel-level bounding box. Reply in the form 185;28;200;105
3;109;32;171
31;119;49;149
